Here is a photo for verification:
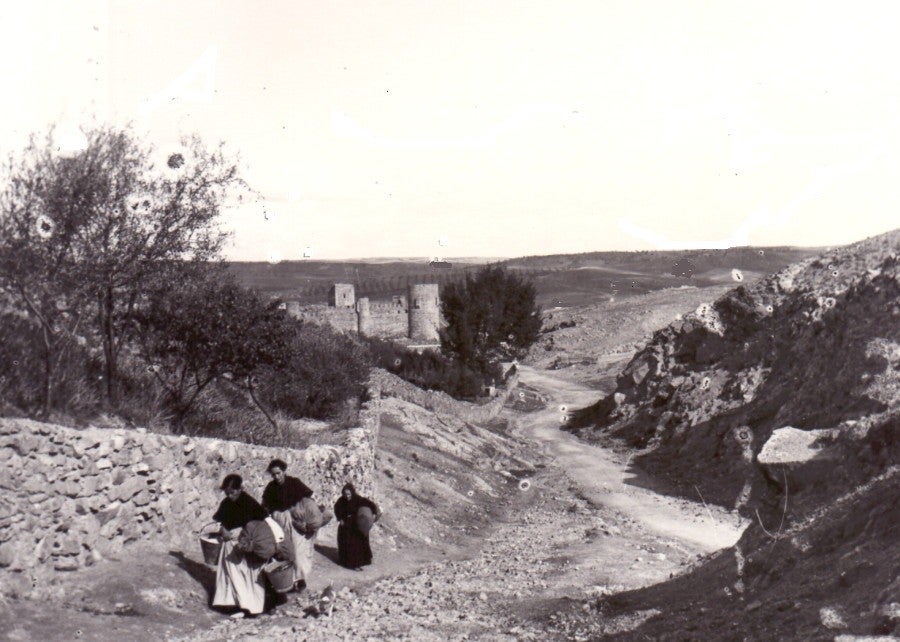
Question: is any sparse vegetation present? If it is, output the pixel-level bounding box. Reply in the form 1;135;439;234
0;123;371;446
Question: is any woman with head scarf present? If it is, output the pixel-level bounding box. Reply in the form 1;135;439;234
333;482;381;570
261;459;316;591
211;474;268;618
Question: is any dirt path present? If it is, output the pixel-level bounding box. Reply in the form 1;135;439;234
517;365;744;551
183;367;745;641
3;366;745;641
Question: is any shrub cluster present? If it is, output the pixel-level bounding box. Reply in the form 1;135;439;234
257;322;371;421
363;336;500;399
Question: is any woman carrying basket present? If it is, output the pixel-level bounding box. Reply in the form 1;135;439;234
210;474;268;618
334;482;381;570
262;459;317;592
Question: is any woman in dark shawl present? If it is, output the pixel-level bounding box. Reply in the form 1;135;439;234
334;482;381;570
262;459;314;513
211;474;268;618
214;475;268;530
262;459;316;590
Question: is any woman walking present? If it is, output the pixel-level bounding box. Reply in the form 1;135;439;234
334;482;381;570
262;459;316;591
211;474;268;618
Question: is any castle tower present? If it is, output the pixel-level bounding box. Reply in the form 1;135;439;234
356;297;371;336
328;283;355;307
408;283;440;342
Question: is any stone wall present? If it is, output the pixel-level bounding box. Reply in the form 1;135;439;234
366;307;408;338
287;304;359;334
368;368;519;424
0;403;380;593
286;302;416;339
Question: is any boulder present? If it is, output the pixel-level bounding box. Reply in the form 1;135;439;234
757;427;837;466
630;360;651;385
0;541;15;568
757;427;841;494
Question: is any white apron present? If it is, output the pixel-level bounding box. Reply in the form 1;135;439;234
211;533;265;615
271;510;317;584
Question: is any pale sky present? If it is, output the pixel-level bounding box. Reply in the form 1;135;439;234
1;1;898;260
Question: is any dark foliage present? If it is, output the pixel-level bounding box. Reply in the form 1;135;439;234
257;322;371;420
364;336;499;399
439;265;541;377
131;272;293;423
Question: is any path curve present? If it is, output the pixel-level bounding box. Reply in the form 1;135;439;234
517;365;745;551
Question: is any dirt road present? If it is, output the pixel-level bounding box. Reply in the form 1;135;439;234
517;366;744;551
184;367;745;641
4;366;745;641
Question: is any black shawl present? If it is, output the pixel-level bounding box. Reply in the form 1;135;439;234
262;475;314;513
213;491;267;530
334;492;378;522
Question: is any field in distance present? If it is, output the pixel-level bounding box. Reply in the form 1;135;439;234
227;246;821;309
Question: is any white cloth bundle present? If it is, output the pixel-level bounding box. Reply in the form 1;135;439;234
265;516;285;543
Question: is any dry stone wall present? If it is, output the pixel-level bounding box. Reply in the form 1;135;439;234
0;403;380;593
368;368;519;424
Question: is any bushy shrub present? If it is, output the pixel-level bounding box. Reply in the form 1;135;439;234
364;336;498;399
258;322;371;420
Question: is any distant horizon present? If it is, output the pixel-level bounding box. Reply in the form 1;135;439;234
222;240;840;264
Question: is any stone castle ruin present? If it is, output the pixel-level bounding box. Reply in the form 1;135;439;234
287;283;441;343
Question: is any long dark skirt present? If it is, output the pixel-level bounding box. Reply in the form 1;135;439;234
337;522;372;568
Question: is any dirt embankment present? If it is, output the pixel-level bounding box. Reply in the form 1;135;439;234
526;285;734;390
566;229;900;639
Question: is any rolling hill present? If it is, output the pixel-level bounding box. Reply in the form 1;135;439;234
227;246;820;309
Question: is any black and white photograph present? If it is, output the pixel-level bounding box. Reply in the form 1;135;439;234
0;2;898;640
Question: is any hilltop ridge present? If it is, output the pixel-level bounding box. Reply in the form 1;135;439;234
228;246;818;309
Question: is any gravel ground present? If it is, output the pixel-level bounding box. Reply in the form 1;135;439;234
1;368;742;642
182;368;742;642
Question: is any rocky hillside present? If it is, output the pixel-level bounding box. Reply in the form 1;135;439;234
526;285;734;389
569;229;899;638
572;230;898;503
